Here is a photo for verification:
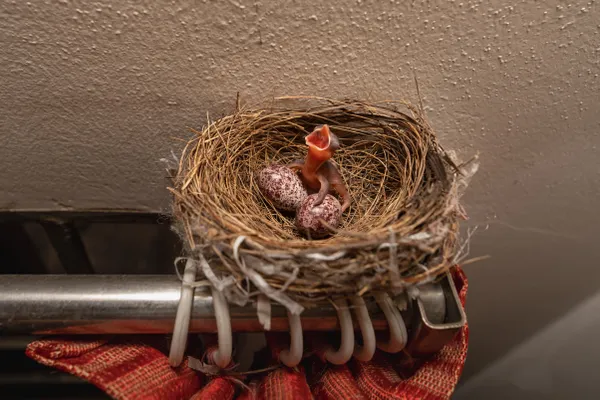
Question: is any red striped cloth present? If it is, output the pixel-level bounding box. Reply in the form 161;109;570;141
26;268;468;400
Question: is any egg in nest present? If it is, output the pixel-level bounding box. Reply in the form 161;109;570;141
295;194;342;239
257;164;308;212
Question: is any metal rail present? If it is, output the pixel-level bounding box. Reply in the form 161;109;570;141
0;274;393;335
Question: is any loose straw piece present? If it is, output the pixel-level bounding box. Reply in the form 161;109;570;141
257;294;272;331
233;236;304;315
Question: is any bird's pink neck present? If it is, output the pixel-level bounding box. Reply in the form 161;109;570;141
300;149;329;190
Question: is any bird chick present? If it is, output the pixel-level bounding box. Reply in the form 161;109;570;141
288;124;350;212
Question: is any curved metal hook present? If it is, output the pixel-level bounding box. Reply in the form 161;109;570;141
374;292;408;353
279;310;304;367
324;298;355;365
211;287;233;368
169;259;196;367
351;296;376;362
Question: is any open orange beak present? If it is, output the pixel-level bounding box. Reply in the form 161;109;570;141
305;124;339;162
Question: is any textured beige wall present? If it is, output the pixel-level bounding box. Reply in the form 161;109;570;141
456;290;600;398
2;0;599;386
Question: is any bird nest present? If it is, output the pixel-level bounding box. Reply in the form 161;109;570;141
169;96;478;315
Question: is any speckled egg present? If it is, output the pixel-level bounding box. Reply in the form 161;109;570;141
257;164;308;212
295;194;342;239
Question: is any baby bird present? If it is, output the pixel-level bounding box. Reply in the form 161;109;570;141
288;124;350;212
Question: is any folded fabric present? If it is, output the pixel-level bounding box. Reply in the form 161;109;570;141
26;269;468;400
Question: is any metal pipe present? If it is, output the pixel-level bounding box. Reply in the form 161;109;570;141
0;275;391;335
